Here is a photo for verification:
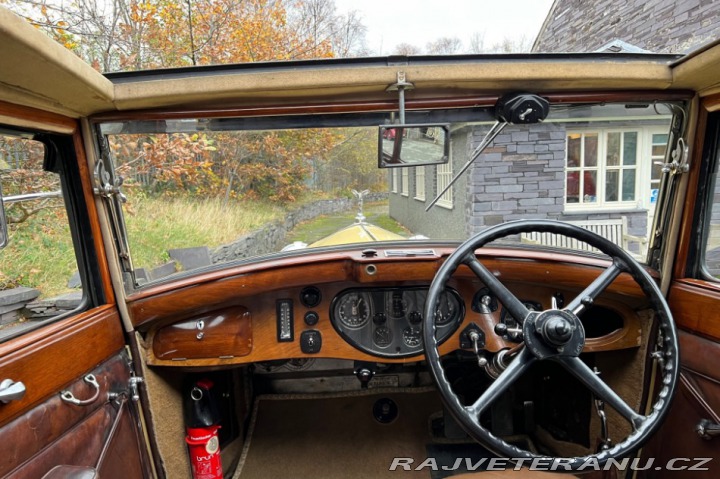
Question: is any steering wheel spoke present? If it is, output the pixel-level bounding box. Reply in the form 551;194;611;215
557;356;645;430
463;256;530;323
466;347;535;417
565;261;624;316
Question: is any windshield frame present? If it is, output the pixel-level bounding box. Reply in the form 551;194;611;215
92;92;690;291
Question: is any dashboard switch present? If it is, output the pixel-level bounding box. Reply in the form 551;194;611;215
304;311;319;326
300;330;322;354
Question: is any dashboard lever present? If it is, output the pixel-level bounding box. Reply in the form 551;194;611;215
469;331;488;368
354;361;376;389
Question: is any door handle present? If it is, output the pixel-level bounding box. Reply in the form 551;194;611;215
696;419;720;440
0;379;26;403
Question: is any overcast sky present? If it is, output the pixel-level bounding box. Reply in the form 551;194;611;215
333;0;555;54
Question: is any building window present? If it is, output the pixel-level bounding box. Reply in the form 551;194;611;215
436;160;453;208
415;166;425;200
391;168;398;193
649;133;668;199
566;130;639;209
401;168;409;196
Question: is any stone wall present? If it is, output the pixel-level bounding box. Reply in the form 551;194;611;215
465;122;651;240
533;0;720;54
211;193;387;262
466;123;567;235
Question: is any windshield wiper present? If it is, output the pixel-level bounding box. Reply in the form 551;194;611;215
425;120;507;211
426;93;550;211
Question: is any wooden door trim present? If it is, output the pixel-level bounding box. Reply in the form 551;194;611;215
0;306;125;425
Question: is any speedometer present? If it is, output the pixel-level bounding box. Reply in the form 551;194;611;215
434;291;459;325
337;292;371;329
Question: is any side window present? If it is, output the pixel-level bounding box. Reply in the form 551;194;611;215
703;167;720;278
0;134;84;339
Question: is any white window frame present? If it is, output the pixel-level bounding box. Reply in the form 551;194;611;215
391;168;398;193
415;166;425;201
436;161;453;209
401;168;409;196
564;128;644;212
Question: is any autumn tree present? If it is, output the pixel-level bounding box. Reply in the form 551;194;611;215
2;1;378;203
0;138;62;224
468;32;486;54
393;42;422;55
426;36;462;55
314;128;385;193
288;0;367;58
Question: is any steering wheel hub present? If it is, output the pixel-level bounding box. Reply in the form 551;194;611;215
544;316;573;344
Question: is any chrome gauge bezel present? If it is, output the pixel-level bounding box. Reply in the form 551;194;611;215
330;286;464;358
336;291;372;329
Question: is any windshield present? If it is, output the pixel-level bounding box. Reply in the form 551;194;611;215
99;101;677;286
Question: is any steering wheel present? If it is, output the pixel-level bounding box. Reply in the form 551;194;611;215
423;220;678;470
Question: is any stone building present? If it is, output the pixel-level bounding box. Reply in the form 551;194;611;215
389;1;718;248
533;0;720;54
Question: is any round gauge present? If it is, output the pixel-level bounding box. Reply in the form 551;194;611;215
337;292;371;329
402;326;422;347
373;326;393;348
434;291;459;325
387;291;408;319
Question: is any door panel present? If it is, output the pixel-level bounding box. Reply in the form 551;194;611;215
0;307;124;424
0;104;149;477
639;284;720;478
0;311;147;478
4;352;144;478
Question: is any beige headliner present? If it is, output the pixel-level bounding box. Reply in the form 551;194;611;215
0;6;719;119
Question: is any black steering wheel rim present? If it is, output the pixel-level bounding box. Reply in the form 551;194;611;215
423;219;679;470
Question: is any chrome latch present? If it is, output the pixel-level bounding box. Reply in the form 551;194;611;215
93;158;127;203
108;375;144;402
129;376;144;401
654;137;689;176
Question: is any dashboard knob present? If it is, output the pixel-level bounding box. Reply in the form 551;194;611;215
409;311;422;324
304;311;319;326
373;312;387;325
494;323;508;336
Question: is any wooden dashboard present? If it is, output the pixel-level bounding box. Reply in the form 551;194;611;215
129;246;650;368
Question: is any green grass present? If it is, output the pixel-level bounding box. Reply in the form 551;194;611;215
124;195;285;270
287;201;409;244
1;207;77;298
1;196;406;299
1;196;285;298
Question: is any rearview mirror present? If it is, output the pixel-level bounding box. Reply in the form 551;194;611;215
378;124;450;168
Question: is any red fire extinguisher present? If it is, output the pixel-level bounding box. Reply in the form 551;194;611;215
185;378;223;479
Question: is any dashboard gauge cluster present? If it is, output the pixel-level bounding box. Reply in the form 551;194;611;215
331;287;464;358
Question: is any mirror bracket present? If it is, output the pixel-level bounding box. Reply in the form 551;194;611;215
386;72;415;124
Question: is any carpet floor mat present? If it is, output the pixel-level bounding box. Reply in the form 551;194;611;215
233;387;446;478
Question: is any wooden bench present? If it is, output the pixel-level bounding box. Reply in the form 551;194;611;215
520;217;648;258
